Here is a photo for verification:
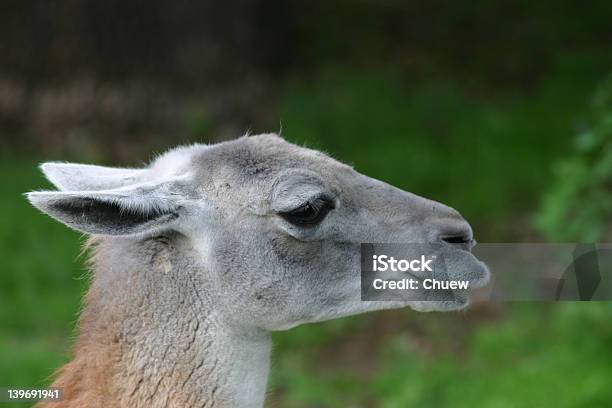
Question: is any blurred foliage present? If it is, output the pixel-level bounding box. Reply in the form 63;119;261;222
536;76;612;241
373;304;612;408
271;304;612;407
2;0;611;87
0;157;84;407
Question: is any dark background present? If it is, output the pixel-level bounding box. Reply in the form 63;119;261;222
1;1;612;406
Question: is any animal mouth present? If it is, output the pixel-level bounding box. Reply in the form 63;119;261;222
425;249;490;309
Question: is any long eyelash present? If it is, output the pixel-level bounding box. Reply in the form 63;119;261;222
278;195;335;226
310;195;335;210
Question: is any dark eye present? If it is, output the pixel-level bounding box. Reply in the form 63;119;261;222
279;197;335;227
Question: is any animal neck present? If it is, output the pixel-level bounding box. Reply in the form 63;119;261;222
45;236;272;408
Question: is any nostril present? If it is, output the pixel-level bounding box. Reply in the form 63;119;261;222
440;234;472;244
433;212;474;247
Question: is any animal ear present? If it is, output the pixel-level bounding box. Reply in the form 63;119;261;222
26;179;183;236
40;162;147;191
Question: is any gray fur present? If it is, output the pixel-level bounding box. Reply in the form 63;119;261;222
26;134;489;407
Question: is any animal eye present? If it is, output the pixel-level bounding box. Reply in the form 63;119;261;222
279;197;335;227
